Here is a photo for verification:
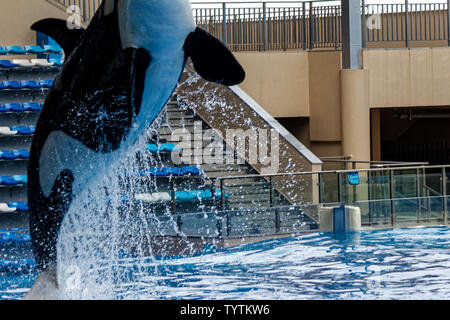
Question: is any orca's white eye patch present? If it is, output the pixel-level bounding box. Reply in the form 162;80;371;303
104;0;115;16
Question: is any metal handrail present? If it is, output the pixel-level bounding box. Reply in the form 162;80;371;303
46;0;450;51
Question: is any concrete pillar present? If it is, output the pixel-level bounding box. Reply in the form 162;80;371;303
340;69;370;166
341;0;362;69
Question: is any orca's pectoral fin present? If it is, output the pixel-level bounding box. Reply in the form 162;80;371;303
31;18;85;56
184;27;245;86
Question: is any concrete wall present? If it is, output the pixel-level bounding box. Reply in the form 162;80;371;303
364;47;450;108
235;51;310;118
0;0;67;46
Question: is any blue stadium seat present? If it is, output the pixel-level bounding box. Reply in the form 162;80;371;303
8;202;28;212
146;144;159;152
48;58;63;66
24;45;46;54
23;102;42;112
1;81;24;89
146;143;181;152
5;46;26;54
20;80;41;89
4;103;25;112
0;47;6;55
10;126;35;135
0;150;28;159
37;80;53;88
13;175;27;184
0;60;17;68
0;150;19;160
43;44;63;54
0;176;18;185
164;167;183;176
174;189;226;202
181;166;202;176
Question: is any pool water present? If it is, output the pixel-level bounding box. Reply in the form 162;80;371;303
1;226;449;300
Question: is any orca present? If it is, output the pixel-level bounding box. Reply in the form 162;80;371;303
24;0;244;299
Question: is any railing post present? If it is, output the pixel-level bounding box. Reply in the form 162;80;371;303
211;178;217;210
337;172;343;203
405;0;410;48
389;170;395;226
448;0;450;46
263;2;268;51
309;2;315;49
442;168;448;225
318;173;324;203
269;176;274;207
220;178;225;211
361;0;366;48
416;168;422;222
302;1;307;50
223;3;228;47
82;0;87;24
170;179;176;215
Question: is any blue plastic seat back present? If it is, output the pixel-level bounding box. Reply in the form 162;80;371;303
43;44;62;54
163;167;182;176
20;80;40;88
8;202;29;212
48;58;63;66
11;126;35;135
6;81;23;89
4;103;24;112
160;143;182;152
146;144;159;152
1;150;18;160
181;166;202;176
0;60;17;68
6;46;26;54
13;175;27;184
0;47;6;55
0;176;18;185
38;80;53;88
24;45;45;54
0;81;9;89
23;102;42;112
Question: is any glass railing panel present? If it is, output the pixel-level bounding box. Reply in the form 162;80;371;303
367;170;391;201
423;168;443;197
356;196;446;227
356;198;392;226
319;172;339;204
392;169;420;199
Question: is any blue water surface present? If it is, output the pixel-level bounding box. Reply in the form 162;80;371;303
1;226;449;300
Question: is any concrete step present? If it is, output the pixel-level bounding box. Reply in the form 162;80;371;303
0;67;59;82
0;112;40;126
0;89;47;104
0;185;27;202
0;135;33;150
0;159;28;176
